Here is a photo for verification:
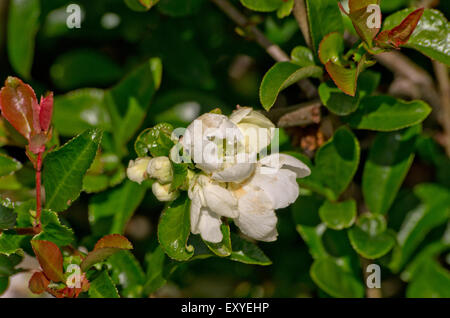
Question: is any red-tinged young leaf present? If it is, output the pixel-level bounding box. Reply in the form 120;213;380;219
28;271;50;294
31;240;64;283
348;0;380;13
375;8;424;48
319;32;345;65
80;234;133;271
39;93;53;132
387;8;424;47
94;234;133;250
0;76;37;140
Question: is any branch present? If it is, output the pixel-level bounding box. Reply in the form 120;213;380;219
265;100;321;127
210;0;317;98
433;61;450;157
292;0;311;48
374;51;441;113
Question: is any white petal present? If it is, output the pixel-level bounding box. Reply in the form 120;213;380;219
259;153;311;178
203;182;239;218
230;107;253;124
189;191;202;233
196;208;223;243
250;168;299;209
211;162;255;183
234;189;278;241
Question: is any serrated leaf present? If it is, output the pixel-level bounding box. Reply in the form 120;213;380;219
0;253;23;276
88;271;119;298
382;9;449;65
240;0;283;12
44;128;103;212
33;210;75;246
31;240;64;282
81;234;133;272
134;123;174;157
319;199;356;230
0;232;24;256
157;193;194;261
298;127;360;201
260;63;322;110
306;0;344;54
0;199;16;229
204;224;232;257
344;96;431;131
362;125;420;214
89;180;146;235
310;257;364;298
0;154;22;177
229;233;271;265
7;0;40;79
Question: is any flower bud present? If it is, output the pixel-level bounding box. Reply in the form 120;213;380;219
147;156;173;184
152;182;178;202
127;157;151;184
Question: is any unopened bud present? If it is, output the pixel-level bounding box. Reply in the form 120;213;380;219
127;157;151;184
152;182;178;202
147;156;173;184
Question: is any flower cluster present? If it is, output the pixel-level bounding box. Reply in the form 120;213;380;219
127;107;311;243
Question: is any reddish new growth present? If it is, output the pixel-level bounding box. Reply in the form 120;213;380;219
0;77;54;229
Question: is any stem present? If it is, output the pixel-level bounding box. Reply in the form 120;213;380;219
35;151;43;230
210;0;317;98
433;61;450;157
292;0;311;48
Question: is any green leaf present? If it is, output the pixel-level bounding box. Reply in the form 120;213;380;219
229;233;271;265
319;199;356;230
390;184;450;272
310;257;364;298
240;0;283;12
157;193;194;261
362;125;420;214
7;0;40;79
158;0;204;16
299;127;360;201
290;46;315;67
31;240;64;282
0;277;8;295
346;0;381;46
277;0;294;18
170;163;188;192
406;259;450;298
402;242;448;282
105;58;162;153
0;154;22;177
50;50;122;91
81;234;133;272
306;0;344;54
318;32;345;65
44;129;103;212
319;82;360;116
348;225;395;260
134;123;174;157
89;180;147;235
88;271;119;298
0;199;16;230
33;210;75;247
143;245;177;295
108;250;145;298
204;224;232;257
344;96;431;131
382;9;450;66
260;63;322;110
0;253;23;277
0;232;24;256
53;89;110;137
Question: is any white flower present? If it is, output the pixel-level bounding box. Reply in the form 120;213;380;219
231;154;311;242
127;157;151;184
152;182;179;202
188;174;239;243
147;156;173;184
181;112;255;183
230;107;275;153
